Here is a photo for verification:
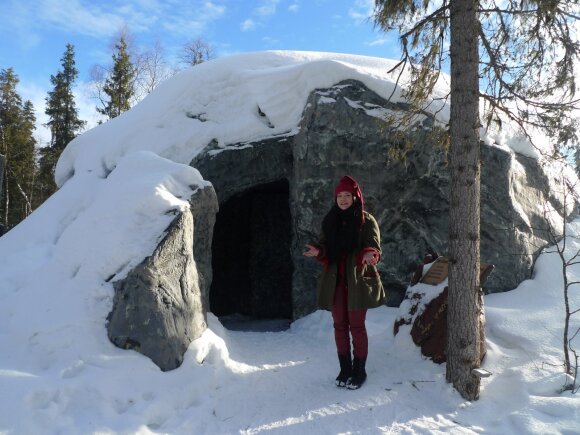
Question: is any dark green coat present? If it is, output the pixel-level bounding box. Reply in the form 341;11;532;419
315;211;386;311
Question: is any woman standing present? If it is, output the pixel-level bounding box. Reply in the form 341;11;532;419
304;175;385;389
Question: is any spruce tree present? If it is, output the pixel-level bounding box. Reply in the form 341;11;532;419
0;68;37;227
40;44;85;202
45;43;85;150
0;68;20;226
98;36;136;119
36;145;59;206
373;0;580;400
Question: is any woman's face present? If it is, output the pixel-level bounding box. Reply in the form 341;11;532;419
336;191;354;210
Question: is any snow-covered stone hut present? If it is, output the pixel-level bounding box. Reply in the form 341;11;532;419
56;51;575;326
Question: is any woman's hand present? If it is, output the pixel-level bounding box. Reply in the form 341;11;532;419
303;244;320;257
362;250;378;266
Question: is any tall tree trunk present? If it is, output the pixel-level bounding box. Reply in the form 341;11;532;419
0;154;5;225
560;187;572;375
446;0;484;401
3;172;9;226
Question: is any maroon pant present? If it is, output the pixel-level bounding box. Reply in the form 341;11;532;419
332;276;368;359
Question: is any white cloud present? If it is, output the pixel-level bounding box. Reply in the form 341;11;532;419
201;1;227;19
288;3;300;13
161;1;226;36
1;0;141;50
10;0;227;40
40;0;133;38
1;0;230;62
255;0;280;16
241;18;256;31
240;0;284;32
348;0;374;24
262;36;279;46
367;36;390;47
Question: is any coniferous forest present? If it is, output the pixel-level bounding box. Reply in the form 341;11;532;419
0;34;214;231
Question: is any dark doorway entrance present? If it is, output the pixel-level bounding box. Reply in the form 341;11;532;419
210;179;293;330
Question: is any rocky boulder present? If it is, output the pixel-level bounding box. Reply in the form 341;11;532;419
395;255;491;363
193;79;575;319
107;184;217;371
410;286;450;364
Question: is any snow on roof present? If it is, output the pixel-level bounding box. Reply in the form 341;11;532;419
57;50;558;192
55;50;449;188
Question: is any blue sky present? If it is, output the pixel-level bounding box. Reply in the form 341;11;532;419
0;0;402;144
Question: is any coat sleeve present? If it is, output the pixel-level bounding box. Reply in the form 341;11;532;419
365;214;381;249
356;213;381;266
313;227;329;267
304;226;329;269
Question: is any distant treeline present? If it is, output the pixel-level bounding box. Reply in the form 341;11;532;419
0;32;215;230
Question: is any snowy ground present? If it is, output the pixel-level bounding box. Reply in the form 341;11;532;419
0;51;579;434
0;238;579;434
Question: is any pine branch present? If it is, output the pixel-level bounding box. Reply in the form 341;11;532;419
399;4;450;41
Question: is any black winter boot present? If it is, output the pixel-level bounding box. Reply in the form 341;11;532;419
336;354;352;387
347;357;367;390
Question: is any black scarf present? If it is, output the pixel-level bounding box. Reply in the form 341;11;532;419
322;203;362;265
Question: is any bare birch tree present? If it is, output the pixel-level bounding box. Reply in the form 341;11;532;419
133;40;173;100
179;37;216;67
541;174;580;392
